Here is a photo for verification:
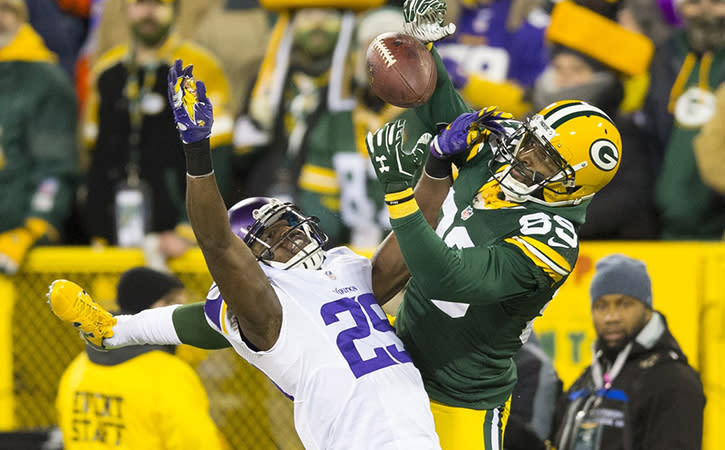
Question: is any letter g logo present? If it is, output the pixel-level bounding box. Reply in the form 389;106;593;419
590;139;619;171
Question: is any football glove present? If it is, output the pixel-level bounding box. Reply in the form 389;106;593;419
430;106;511;159
403;0;456;43
167;59;214;144
366;120;429;194
0;218;51;275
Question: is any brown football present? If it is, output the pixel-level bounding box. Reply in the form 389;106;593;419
366;32;437;108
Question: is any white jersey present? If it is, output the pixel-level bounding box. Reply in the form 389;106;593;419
203;247;441;450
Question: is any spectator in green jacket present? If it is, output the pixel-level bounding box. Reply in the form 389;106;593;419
0;0;78;275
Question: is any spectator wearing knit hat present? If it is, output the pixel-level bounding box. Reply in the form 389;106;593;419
550;254;705;450
56;267;226;450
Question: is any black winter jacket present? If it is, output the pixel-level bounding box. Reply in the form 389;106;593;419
552;312;705;450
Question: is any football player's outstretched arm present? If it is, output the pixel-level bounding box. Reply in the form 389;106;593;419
372;159;451;304
367;120;545;303
367;122;451;304
168;60;281;351
370;107;499;303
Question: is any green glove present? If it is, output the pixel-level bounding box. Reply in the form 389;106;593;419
365;120;428;194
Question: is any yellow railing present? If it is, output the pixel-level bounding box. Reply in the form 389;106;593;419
0;247;301;450
1;243;723;449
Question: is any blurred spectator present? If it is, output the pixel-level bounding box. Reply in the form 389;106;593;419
303;6;430;253
641;0;725;240
532;1;658;239
56;267;226;450
232;7;351;243
619;0;679;47
0;0;78;275
694;82;725;207
437;0;550;117
81;0;233;269
27;0;89;78
94;0;269;116
233;5;430;248
503;334;562;450
551;254;705;450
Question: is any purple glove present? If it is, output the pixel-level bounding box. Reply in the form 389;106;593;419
167;59;214;144
430;107;510;159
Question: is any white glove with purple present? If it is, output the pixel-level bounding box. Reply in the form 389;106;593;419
403;0;456;44
167;59;213;144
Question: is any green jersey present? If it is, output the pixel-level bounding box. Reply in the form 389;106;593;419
391;51;588;408
394;146;586;409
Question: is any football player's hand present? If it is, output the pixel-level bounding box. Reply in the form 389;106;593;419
430;106;511;159
0;218;49;275
167;59;213;144
403;0;456;43
366;120;427;193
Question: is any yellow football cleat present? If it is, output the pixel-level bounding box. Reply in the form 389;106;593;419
47;279;116;348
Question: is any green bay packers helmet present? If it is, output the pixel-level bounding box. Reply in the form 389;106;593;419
492;100;622;206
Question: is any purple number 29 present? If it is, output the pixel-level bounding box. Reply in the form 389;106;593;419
320;293;411;378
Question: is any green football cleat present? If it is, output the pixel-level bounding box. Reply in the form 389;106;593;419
47;279;116;349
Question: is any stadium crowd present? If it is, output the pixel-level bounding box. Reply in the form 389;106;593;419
1;0;722;273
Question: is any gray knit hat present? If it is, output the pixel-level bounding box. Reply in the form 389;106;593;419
589;254;653;308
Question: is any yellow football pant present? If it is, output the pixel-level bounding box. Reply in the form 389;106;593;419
430;396;511;450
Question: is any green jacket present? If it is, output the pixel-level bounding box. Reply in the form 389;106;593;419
0;24;78;235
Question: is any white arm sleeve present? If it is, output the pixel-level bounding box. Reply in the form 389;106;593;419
104;304;183;348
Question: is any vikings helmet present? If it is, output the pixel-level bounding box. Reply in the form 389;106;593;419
492;100;622;206
228;197;327;270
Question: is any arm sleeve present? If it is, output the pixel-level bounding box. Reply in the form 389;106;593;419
157;360;226;450
641;364;705;450
27;65;79;231
391;210;548;303
173;303;232;350
412;47;471;130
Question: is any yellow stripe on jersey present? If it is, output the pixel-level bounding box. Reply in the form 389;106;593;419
220;302;229;335
504;236;571;283
298;164;340;194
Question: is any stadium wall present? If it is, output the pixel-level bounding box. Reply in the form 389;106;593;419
0;243;722;449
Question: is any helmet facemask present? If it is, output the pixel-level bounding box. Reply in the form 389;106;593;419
244;199;327;270
492;114;580;204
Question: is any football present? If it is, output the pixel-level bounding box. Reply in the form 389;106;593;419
366;32;437;108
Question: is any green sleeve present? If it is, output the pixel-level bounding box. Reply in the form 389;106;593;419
172;303;232;349
412;47;471;130
392;211;547;304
